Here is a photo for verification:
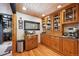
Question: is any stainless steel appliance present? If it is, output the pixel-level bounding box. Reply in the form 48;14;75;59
17;40;24;53
64;27;79;38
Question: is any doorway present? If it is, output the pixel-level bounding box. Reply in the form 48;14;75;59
0;14;12;56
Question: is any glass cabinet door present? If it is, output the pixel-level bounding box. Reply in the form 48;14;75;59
42;16;51;33
63;5;77;22
53;13;60;31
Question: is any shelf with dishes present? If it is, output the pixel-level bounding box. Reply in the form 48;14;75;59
42;16;51;33
53;13;61;31
62;4;79;24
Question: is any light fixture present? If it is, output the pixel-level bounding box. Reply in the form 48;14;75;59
42;14;45;17
57;5;62;9
47;16;49;17
22;6;26;10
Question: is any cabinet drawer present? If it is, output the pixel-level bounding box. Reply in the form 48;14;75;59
77;40;79;56
63;39;77;56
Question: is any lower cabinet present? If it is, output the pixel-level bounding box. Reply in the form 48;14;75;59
41;34;62;53
78;40;79;56
59;37;63;53
62;38;77;56
50;36;60;51
25;35;38;51
41;34;78;56
41;34;48;45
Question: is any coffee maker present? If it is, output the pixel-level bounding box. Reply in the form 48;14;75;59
64;27;79;38
74;30;79;38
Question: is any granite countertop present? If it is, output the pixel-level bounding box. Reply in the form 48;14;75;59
25;34;37;39
42;33;79;39
59;36;79;39
26;34;37;36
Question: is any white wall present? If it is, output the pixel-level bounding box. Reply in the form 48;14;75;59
0;3;12;15
16;12;43;43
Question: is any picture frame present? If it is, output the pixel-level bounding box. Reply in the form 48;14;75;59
18;18;23;29
24;20;40;30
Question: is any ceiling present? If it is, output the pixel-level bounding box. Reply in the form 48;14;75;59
16;3;69;18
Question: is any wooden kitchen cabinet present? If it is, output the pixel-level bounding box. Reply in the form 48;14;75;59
41;34;47;45
49;36;60;51
53;12;61;32
78;40;79;56
41;4;79;56
59;37;63;53
41;34;78;56
25;35;38;51
42;16;52;33
41;34;50;46
62;4;79;24
63;38;77;56
52;11;62;36
41;34;46;43
41;34;62;52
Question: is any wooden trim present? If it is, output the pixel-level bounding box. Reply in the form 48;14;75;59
12;14;17;55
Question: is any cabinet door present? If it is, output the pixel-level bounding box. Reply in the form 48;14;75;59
54;37;60;51
63;38;77;56
41;34;46;44
50;37;60;51
41;34;48;45
47;36;54;47
32;36;38;48
59;38;63;53
25;39;30;50
44;35;49;46
49;36;56;49
25;36;38;50
78;40;79;56
62;4;78;23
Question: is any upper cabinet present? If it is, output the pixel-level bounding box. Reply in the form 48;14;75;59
42;16;52;33
53;12;61;32
42;4;79;36
52;11;62;36
62;4;79;24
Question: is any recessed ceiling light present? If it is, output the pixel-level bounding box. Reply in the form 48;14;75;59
22;6;26;10
57;5;62;9
42;14;45;17
47;16;49;17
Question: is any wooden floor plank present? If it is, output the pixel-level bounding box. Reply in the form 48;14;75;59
27;50;35;56
39;45;60;56
32;48;43;56
14;44;60;56
37;45;51;56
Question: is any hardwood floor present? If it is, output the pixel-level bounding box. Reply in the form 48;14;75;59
13;44;60;56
